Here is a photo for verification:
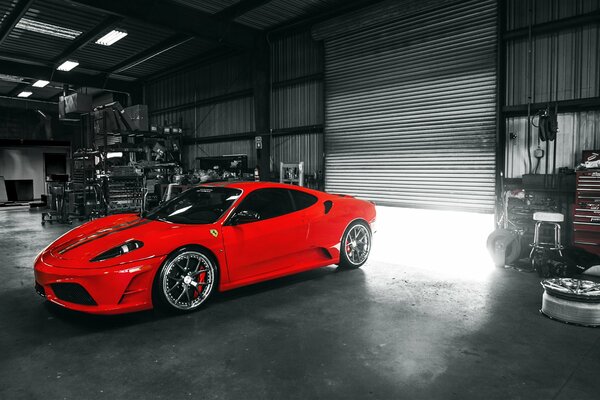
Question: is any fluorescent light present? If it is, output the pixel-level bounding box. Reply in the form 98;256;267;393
17;91;32;98
32;79;49;87
95;29;128;46
15;18;81;40
57;60;79;71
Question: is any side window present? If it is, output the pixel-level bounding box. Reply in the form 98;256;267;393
289;189;318;211
235;188;294;220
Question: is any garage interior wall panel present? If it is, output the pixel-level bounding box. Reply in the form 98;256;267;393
190;97;255;137
271;30;323;82
270;30;324;175
145;31;325;173
272;132;324;177
506;27;600;105
271;81;323;130
316;0;497;212
186;139;256;170
145;54;255;169
505;112;600;178
146;54;252;110
504;1;600;178
506;0;600;30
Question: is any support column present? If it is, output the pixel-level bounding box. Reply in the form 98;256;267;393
252;36;270;181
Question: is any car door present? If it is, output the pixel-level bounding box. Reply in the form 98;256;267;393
222;188;309;282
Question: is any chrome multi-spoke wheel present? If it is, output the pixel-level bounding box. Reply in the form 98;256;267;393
340;221;371;268
157;249;216;312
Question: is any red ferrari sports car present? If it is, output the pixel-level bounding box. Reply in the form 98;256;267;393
34;182;376;314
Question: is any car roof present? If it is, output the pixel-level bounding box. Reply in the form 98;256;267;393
202;181;309;191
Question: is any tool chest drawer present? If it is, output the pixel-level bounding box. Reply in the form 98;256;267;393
574;170;600;255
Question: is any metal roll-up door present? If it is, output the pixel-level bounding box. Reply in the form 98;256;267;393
319;0;497;213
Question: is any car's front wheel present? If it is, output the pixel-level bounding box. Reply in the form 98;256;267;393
154;247;217;313
339;220;371;269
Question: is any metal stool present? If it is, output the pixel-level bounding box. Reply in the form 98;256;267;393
529;212;564;259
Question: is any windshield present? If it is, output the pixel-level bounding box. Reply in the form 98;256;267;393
145;187;241;224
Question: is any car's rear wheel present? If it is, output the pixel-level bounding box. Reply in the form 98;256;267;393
154;247;217;313
339;221;371;269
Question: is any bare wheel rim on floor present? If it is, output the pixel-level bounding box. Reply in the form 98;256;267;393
344;224;370;266
541;278;600;302
162;251;215;310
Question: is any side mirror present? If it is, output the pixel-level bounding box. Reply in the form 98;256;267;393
229;210;261;225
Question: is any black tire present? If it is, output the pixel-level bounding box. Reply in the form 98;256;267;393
339;220;372;269
486;229;521;267
153;246;218;313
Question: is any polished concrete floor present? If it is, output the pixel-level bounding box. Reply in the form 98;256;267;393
1;206;599;400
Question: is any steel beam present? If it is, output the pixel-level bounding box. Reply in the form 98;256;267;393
7;82;30;97
107;35;193;75
149;89;254;115
502;97;600;117
68;0;260;49
182;125;324;145
495;0;507;224
0;139;70;147
143;48;236;82
0;0;34;45
504;10;600;40
272;73;323;89
253;37;270;180
216;0;271;20
0;95;58;113
0;59;135;93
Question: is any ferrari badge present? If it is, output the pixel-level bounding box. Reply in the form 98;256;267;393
210;229;219;238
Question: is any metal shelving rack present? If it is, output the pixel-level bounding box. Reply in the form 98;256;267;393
280;162;304;186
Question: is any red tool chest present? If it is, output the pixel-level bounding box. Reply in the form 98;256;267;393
573;170;600;256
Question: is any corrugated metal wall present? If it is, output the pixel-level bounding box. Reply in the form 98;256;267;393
144;30;324;175
144;53;255;169
504;0;600;177
185;139;256;169
271;81;322;129
146;54;253;110
505;25;599;105
506;0;600;30
272;132;324;178
270;30;324;175
506;112;600;177
315;0;497;212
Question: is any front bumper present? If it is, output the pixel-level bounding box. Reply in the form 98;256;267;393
34;255;166;315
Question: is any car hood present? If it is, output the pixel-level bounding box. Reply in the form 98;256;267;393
40;214;220;269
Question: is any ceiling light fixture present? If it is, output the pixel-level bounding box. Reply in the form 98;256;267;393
17;91;32;98
32;79;50;88
15;18;82;40
95;29;128;46
57;60;79;72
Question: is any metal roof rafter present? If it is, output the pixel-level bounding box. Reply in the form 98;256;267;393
68;0;262;50
216;0;272;20
0;0;34;45
106;34;194;75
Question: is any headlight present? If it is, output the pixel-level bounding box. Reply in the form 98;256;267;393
90;240;144;262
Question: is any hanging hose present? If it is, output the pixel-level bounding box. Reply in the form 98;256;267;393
545;137;550;185
552;102;558;188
